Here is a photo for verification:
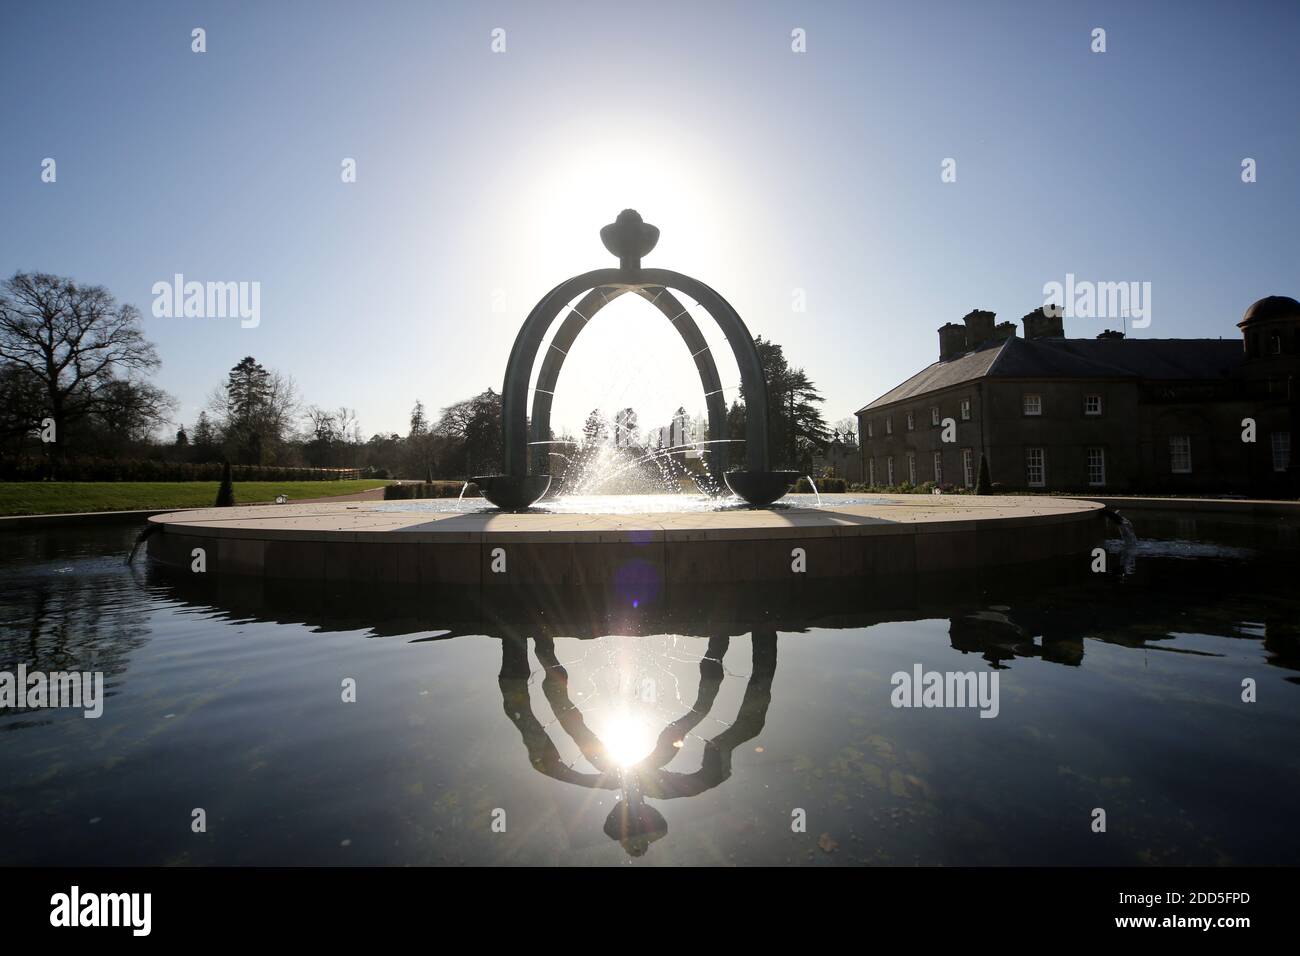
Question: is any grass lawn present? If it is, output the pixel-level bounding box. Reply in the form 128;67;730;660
0;480;389;516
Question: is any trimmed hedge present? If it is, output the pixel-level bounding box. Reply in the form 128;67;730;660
848;480;956;495
0;458;363;482
383;481;480;500
793;476;848;494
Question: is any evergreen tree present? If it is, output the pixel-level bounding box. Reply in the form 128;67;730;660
226;357;270;422
409;400;428;437
730;336;830;472
581;409;608;447
406;400;433;480
192;411;218;461
212;357;298;465
222;357;270;464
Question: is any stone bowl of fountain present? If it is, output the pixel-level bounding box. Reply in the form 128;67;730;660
472;474;552;511
723;470;801;507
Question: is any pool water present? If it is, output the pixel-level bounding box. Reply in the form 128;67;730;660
0;513;1296;866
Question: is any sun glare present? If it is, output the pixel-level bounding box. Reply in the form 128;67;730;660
598;708;657;769
507;125;744;280
482;119;759;440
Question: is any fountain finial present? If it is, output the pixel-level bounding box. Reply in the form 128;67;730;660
601;209;660;271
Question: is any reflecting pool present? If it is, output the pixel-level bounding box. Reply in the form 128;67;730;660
0;511;1297;865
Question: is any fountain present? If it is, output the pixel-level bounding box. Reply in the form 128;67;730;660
143;211;1109;591
473;209;798;510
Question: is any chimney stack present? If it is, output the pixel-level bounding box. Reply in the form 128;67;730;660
1023;306;1065;340
962;309;996;348
993;321;1018;342
1097;329;1125;340
938;323;968;362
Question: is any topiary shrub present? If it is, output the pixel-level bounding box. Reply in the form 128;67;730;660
215;460;235;507
975;454;992;494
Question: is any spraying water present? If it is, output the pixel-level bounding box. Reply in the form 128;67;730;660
1116;513;1138;548
805;474;822;507
536;432;743;499
1102;508;1140;577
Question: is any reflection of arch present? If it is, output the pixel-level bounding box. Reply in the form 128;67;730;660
496;629;778;855
529;285;729;476
504;268;771;477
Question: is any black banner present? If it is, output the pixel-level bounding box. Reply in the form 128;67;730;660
0;866;1284;941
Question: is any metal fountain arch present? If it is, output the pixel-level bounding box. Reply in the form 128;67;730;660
526;284;730;480
475;210;796;509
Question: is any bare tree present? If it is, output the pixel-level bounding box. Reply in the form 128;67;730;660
0;271;164;458
92;379;177;448
302;405;362;467
305;405;339;439
304;405;339;467
433;389;502;477
334;406;361;447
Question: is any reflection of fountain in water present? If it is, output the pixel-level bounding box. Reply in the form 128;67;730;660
498;630;776;858
1114;512;1138;549
1104;509;1139;576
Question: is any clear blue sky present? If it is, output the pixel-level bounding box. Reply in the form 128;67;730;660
2;0;1297;438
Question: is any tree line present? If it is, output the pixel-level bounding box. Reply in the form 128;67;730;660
1;271;838;480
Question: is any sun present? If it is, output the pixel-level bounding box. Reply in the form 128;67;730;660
598;707;657;769
501;121;745;281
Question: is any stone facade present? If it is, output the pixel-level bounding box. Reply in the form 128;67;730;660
857;299;1300;496
812;440;863;483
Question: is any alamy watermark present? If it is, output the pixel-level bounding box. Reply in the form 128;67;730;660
891;664;999;718
1;664;104;718
50;886;150;936
151;274;260;328
1042;273;1151;329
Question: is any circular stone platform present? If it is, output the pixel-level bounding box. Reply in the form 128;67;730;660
146;494;1105;588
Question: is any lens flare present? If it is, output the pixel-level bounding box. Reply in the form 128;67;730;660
599;709;656;769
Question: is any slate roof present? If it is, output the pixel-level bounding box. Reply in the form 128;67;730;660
858;337;1244;413
859;343;1006;412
